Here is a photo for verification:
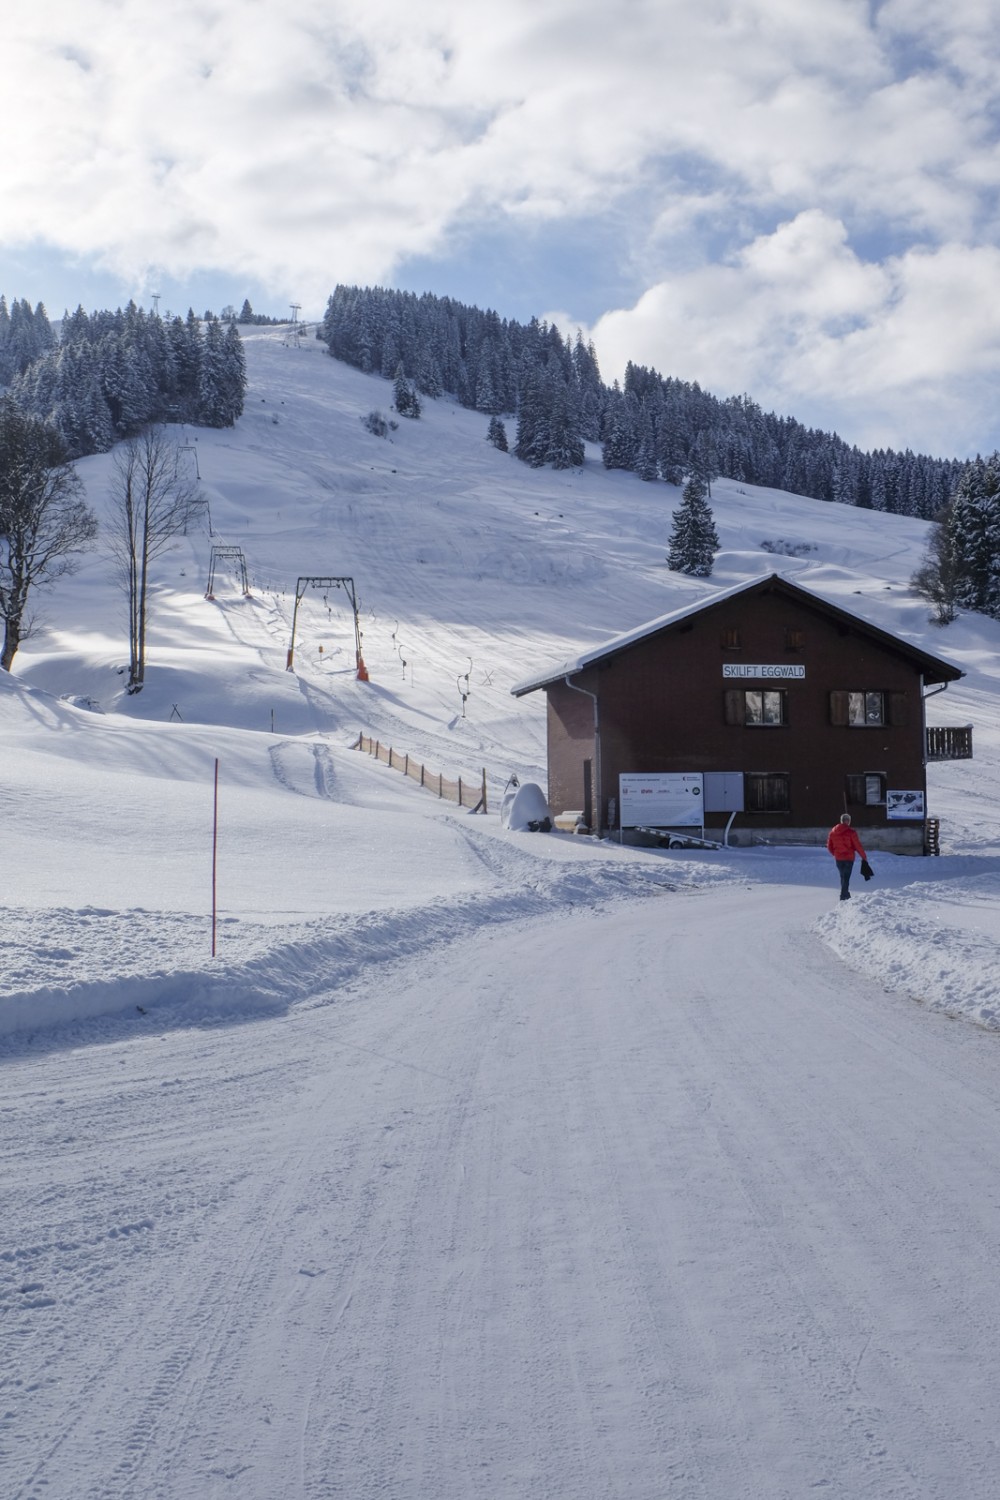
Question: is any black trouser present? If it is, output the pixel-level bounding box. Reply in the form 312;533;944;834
835;859;854;899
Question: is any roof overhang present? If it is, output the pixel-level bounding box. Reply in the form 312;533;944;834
511;572;965;696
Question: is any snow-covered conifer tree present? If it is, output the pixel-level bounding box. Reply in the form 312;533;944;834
543;376;584;469
943;454;1000;617
393;366;421;418
514;371;549;467
197;317;230;427
194;319;245;429
667;475;720;577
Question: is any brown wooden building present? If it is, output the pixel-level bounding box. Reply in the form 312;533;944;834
512;573;968;853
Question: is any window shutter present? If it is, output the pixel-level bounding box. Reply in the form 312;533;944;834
745;772;791;812
888;691;908;726
829;690;849;726
724;689;743;725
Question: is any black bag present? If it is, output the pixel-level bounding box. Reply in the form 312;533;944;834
860;859;874;881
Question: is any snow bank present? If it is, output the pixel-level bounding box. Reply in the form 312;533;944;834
0;854;685;1046
816;867;1000;1030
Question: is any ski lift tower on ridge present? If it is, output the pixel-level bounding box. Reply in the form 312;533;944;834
286;576;368;680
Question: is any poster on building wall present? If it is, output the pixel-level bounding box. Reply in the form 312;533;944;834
886;790;925;819
619;773;704;827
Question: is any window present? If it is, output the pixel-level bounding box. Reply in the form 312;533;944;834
745;772;790;812
785;628;804;652
849;690;884;726
830;690;907;727
725;688;788;726
721;626;742;650
747;690;786;725
845;773;886;806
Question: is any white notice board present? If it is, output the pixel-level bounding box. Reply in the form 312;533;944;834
619;772;704;828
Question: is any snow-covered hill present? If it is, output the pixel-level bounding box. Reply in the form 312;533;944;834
15;325;984;774
5;325;1000;1500
5;323;998;1031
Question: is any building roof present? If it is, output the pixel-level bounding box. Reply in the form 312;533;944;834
511;572;965;696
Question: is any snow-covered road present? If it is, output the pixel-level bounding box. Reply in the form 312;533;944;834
4;878;999;1500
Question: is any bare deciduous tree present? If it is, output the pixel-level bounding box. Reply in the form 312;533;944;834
107;426;204;692
911;512;960;625
0;401;98;671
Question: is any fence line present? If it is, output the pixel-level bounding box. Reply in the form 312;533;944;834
355;733;489;813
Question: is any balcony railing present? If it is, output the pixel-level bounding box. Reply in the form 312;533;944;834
926;725;973;761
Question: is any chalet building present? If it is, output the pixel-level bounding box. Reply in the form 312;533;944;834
511;573;969;854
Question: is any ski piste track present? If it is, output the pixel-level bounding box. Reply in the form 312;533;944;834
6;874;1000;1499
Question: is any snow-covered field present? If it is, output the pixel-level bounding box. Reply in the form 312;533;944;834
3;327;1000;1498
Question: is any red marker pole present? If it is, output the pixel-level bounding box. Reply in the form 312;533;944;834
212;758;219;957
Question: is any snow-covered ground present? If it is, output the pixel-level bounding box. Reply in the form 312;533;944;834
3;327;1000;1498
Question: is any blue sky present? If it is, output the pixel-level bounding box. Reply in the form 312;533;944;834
5;0;1000;459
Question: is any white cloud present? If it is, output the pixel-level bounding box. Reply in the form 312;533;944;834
5;0;993;281
4;0;1000;451
590;215;1000;454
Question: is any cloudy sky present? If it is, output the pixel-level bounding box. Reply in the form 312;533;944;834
5;0;1000;457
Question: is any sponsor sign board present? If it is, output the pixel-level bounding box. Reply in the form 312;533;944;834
619;772;704;828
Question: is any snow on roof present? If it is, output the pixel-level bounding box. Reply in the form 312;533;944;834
511;571;964;696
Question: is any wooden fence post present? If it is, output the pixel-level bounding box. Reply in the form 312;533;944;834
356;732;490;813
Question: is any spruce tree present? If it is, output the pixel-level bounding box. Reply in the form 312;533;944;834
222;322;248;424
170;312;203;419
197;317;230;427
543;376;584;469
656;403;688;485
689;428;721;494
667;475;720;577
514;371;549;467
392;366;421;418
942;454;1000;617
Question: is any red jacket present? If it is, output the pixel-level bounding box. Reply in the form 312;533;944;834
827;823;866;861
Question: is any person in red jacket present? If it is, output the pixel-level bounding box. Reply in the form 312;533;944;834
827;813;867;901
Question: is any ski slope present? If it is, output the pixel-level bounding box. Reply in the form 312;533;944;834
3;326;1000;1499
